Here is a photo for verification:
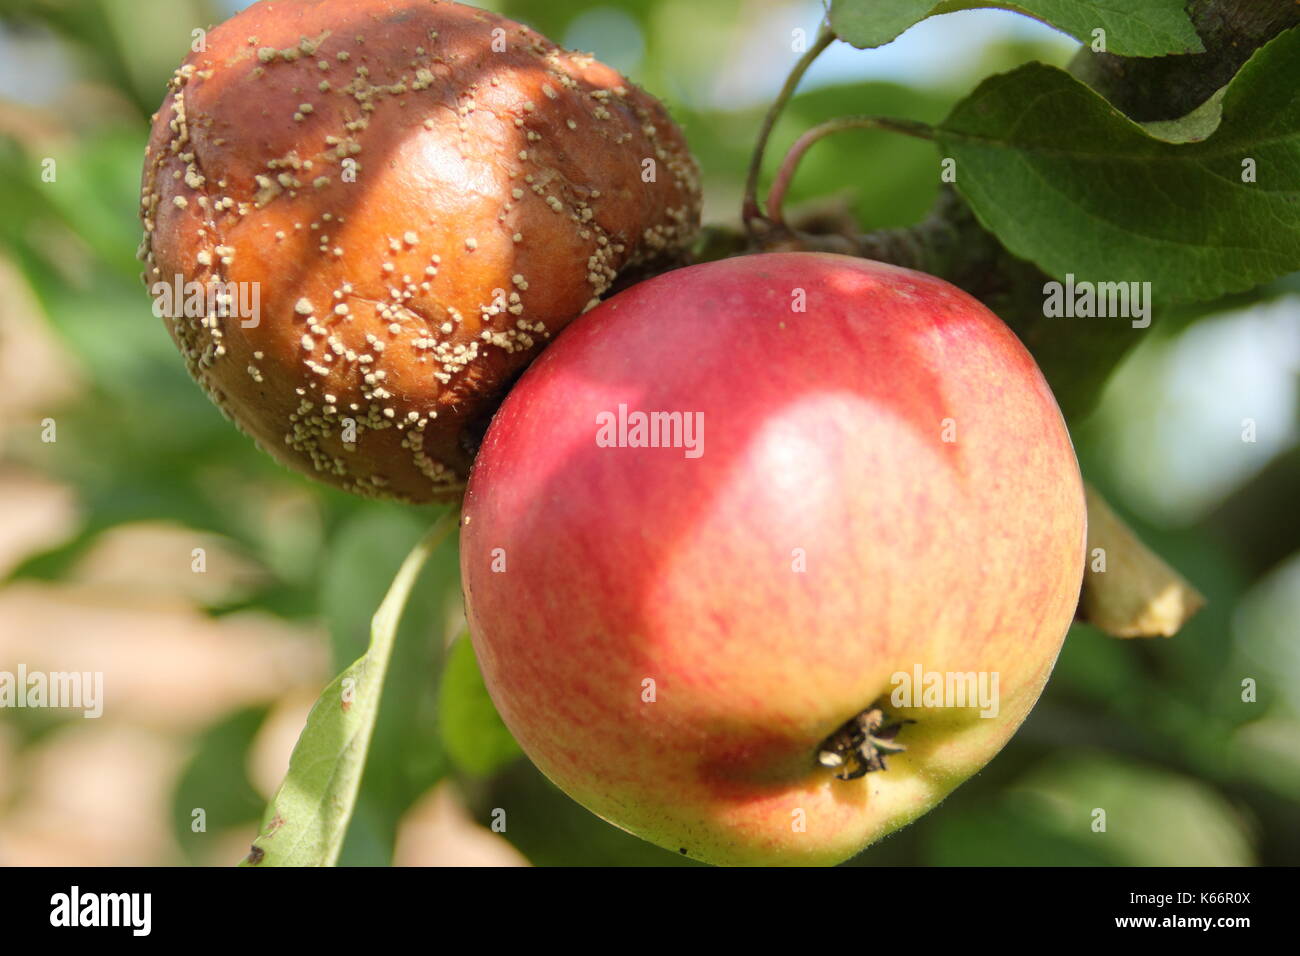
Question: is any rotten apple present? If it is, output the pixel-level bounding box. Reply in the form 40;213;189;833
139;0;700;503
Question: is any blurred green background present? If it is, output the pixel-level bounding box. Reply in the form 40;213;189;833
0;0;1295;866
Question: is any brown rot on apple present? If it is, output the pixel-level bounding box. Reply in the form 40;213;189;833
139;0;701;502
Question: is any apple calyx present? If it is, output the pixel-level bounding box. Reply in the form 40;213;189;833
817;707;916;780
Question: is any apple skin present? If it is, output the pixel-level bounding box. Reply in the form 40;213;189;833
460;252;1086;866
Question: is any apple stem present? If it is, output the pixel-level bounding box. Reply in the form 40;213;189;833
742;22;836;239
765;116;935;230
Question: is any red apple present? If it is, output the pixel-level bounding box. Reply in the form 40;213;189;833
460;252;1086;866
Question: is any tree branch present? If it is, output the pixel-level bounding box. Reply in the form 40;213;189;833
740;0;1298;422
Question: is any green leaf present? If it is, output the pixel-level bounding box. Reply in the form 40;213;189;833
171;707;269;864
928;752;1256;865
1014;753;1256;865
323;508;459;865
830;0;1203;58
932;27;1300;304
439;635;522;777
1140;86;1226;144
925;797;1116;865
242;509;458;866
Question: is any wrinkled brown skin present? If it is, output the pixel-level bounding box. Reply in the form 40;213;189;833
140;0;701;502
